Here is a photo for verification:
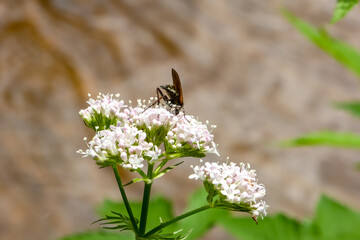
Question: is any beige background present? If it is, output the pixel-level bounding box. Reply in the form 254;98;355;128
1;1;360;239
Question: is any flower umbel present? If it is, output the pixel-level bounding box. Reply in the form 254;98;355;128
189;161;269;221
79;93;125;131
77;93;218;169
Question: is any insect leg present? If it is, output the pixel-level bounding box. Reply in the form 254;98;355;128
183;109;190;123
143;88;166;113
157;87;169;103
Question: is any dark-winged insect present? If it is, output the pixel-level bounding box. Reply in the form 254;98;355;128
145;68;184;115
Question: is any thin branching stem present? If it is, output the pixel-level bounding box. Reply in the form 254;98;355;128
144;205;211;238
139;163;154;236
112;165;139;233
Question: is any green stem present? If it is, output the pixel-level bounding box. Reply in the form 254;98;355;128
112;165;139;233
154;158;169;175
144;205;211;238
139;163;154;236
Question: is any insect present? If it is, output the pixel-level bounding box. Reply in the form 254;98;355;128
145;68;185;115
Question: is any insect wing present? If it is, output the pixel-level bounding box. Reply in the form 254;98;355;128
171;68;183;106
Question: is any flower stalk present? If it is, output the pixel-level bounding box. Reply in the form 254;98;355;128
112;165;139;233
144;205;211;238
139;164;154;236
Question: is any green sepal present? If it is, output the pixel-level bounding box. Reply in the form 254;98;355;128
203;181;220;205
83;110;118;131
213;201;253;214
95;154;123;168
164;142;206;160
138;124;171;147
203;182;254;214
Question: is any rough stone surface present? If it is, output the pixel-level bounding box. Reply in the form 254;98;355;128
1;1;360;239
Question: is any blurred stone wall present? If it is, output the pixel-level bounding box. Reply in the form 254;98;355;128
1;0;360;239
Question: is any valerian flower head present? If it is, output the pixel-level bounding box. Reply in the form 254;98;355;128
77;123;155;169
77;93;219;169
79;93;125;131
189;161;269;221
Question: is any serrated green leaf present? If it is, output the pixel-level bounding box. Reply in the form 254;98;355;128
93;211;138;232
282;9;360;79
331;0;359;24
334;101;360;117
58;231;132;240
98;196;177;233
280;131;360;148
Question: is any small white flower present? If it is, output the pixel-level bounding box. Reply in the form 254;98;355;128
220;183;240;201
144;146;162;163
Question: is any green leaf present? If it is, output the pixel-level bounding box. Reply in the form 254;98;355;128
331;0;359;24
282;9;360;79
98;196;177;233
280;131;360;148
219;195;360;240
179;188;229;240
334;101;360;117
313;195;360;239
59;231;132;240
219;214;304;240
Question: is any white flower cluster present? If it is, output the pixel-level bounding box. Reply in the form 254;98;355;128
78;124;156;169
134;105;174;128
79;93;125;122
189;161;268;219
78;93;218;169
166;117;218;155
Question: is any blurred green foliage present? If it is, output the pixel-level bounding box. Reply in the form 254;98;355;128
60;231;132;240
331;0;359;24
59;191;360;240
335;101;360;117
280;131;360;148
219;195;360;240
281;9;360;160
282;9;360;78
